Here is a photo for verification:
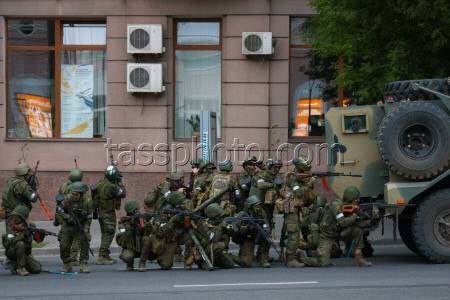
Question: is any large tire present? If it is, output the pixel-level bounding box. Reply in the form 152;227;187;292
412;189;450;263
384;78;449;101
378;101;450;180
398;216;421;255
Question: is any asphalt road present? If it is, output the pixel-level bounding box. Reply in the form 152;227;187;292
1;244;449;300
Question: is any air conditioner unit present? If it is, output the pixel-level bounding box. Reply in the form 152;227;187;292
127;24;165;54
242;32;273;55
127;63;165;93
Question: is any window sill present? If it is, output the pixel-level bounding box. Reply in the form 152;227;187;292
4;137;107;142
287;136;326;144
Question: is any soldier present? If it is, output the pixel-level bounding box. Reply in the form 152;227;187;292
149;191;190;270
193;160;216;209
1;205;42;276
210;160;239;217
194;203;235;270
237;156;258;210
1;163;38;227
55;181;93;273
144;172;186;212
188;159;202;197
299;196;327;252
116;200;153;271
55;168;84;266
231;196;272;268
341;186;378;264
302;189;372;267
93;165;126;265
249;159;283;233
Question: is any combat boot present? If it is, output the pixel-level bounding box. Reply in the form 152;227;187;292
16;267;30;276
138;260;146;272
354;249;372;267
79;263;90;273
286;256;305;268
71;260;80;267
62;263;73;273
258;258;271;268
126;262;134;271
96;256;116;265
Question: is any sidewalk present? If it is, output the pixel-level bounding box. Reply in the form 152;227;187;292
0;214;400;258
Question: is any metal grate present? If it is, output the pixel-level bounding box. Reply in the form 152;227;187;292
130;28;150;49
129;67;150;88
244;34;263;52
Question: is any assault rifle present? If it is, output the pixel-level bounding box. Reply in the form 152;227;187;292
193;189;229;213
28;161;54;221
312;172;362;177
224;213;281;257
27;224;57;243
121;212;156;229
67;208;95;256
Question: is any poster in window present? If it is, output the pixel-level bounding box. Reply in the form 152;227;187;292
16;93;53;138
61;64;94;138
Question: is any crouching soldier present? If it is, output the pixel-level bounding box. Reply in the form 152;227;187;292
194;203;235;270
302;191;371;267
231;196;272;268
116;200;154;271
2;205;42;276
149;192;189;270
55;181;93;273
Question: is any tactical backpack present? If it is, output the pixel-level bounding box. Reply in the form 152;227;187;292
211;173;231;198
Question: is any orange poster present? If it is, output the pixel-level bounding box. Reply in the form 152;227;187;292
16;93;53;138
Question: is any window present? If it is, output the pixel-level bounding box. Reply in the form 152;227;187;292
174;20;221;139
289;17;325;138
6;19;106;139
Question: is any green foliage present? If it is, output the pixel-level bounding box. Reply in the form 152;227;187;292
186;114;200;133
309;0;450;103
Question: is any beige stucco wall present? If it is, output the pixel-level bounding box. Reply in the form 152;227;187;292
0;0;326;219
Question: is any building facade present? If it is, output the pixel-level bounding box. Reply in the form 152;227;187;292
0;0;332;219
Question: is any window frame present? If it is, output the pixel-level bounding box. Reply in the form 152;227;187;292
173;18;222;141
288;16;325;143
5;18;107;141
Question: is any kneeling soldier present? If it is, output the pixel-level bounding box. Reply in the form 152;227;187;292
55;181;93;273
2;205;42;276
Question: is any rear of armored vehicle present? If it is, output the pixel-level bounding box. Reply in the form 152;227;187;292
325;78;450;263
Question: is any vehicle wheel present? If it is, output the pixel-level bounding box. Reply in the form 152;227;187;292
384;78;449;101
412;189;450;263
378;101;450;180
398;216;421;255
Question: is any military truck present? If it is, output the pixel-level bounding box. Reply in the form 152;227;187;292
325;78;450;263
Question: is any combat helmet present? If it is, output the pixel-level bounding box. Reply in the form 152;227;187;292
105;165;120;181
124;200;140;215
243;156;258;167
167;191;186;207
292;157;312;172
205;203;224;219
167;171;184;181
343;186;360;204
245;195;261;207
219;160;233;172
15;163;30;176
71;181;88;193
11;205;30;221
198;160;216;172
68;168;83;182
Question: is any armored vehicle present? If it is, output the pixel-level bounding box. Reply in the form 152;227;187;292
325;78;450;263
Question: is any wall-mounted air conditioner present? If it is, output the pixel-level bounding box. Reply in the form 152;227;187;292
127;24;165;54
242;32;274;55
127;63;165;93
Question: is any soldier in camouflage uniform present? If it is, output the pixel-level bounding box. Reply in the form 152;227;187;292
210;160;239;217
193;160;216;209
144;172;186;212
93;165;126;265
148;192;190;270
2;205;42;276
55;181;93;273
237;156;258;211
341;186;378;264
302;187;372;267
188;159;202;196
194;203;235;270
1;163;38;229
298;196;326;252
55;168;84;266
116;200;154;271
232;196;272;268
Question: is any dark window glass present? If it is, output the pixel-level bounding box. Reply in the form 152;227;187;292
7;19;54;46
